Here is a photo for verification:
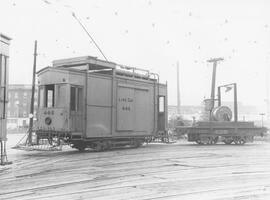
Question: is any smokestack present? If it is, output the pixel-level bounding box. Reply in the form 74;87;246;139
177;61;181;115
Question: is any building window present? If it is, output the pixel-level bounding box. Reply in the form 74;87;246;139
158;96;165;113
15;100;20;106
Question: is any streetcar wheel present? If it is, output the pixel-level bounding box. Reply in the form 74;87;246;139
77;146;86;152
133;140;143;148
105;141;112;150
94;142;103;152
223;137;233;145
74;144;86;152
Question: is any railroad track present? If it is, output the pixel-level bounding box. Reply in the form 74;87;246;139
1;142;270;199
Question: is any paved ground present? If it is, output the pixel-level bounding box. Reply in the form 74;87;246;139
1;134;270;200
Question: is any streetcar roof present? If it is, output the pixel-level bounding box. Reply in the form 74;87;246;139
52;56;116;71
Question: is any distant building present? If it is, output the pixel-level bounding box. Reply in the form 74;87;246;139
0;33;11;140
7;84;38;130
168;105;203;120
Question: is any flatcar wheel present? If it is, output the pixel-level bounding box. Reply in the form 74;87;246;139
161;137;169;143
239;139;246;145
233;139;239;145
146;137;152;143
210;137;218;145
233;137;245;145
195;140;203;145
205;138;211;145
223;140;233;145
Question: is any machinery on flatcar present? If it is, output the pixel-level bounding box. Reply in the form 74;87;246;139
34;56;167;151
186;58;266;145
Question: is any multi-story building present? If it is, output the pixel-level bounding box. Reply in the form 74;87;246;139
7;84;38;130
0;33;11;141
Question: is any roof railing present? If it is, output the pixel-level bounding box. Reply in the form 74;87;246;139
115;64;157;80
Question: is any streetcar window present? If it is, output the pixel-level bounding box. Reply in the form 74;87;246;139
77;88;83;111
158;96;165;113
0;55;6;86
55;84;66;107
39;86;44;108
70;86;83;111
70;87;76;111
45;84;55;108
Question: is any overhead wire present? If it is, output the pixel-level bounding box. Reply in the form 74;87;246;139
40;0;108;61
71;12;108;61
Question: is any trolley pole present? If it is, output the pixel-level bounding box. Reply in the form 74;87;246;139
28;40;37;145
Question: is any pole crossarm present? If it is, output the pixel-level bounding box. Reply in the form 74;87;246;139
207;57;224;63
218;83;236;88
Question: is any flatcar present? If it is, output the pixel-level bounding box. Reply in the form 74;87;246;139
187;87;266;145
34;56;167;151
184;59;267;145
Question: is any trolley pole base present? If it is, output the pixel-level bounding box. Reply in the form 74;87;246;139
0;140;12;166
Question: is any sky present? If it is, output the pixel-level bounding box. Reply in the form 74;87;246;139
1;0;270;108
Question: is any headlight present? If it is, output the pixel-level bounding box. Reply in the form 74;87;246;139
45;117;52;125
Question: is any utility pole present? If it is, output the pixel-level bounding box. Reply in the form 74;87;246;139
260;113;265;127
266;68;270;126
176;61;181;115
28;40;37;145
207;57;224;119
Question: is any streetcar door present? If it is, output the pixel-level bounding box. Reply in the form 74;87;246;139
70;86;84;132
158;96;166;131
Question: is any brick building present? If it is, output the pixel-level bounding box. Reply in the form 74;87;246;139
7;84;38;130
